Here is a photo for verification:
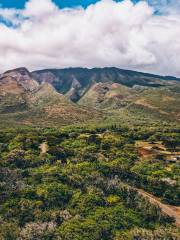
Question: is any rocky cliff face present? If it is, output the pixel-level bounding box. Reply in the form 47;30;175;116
1;68;39;93
0;68;39;113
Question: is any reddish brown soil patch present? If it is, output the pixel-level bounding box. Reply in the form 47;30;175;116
137;147;154;158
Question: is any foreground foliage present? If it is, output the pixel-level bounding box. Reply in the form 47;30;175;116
0;125;179;239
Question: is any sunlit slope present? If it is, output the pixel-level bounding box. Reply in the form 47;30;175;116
0;68;102;127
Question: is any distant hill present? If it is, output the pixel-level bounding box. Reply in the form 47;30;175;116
32;67;180;102
0;67;179;127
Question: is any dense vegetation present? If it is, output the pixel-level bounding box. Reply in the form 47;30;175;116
0;125;179;239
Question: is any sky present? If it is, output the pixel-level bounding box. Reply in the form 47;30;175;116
0;0;180;76
0;1;176;11
0;0;100;8
0;1;138;8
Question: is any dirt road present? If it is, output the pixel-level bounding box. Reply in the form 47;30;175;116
39;142;48;154
137;189;180;227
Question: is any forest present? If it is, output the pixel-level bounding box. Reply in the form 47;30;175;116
0;125;179;239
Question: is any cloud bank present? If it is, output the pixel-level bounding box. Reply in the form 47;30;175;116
0;0;180;76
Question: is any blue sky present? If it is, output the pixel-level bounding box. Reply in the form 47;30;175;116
0;0;167;9
2;0;100;8
0;1;175;15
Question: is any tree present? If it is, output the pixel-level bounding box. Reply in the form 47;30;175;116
20;222;56;240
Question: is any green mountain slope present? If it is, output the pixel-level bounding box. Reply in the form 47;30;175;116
78;81;180;124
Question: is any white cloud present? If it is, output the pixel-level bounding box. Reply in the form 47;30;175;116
0;0;180;76
24;0;58;17
147;0;180;14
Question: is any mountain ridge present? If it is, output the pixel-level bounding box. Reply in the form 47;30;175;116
0;66;179;127
32;67;180;102
32;67;180;81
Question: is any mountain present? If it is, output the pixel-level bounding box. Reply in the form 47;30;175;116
0;68;38;113
0;68;102;127
78;81;180;121
78;82;133;109
0;67;179;127
32;67;180;102
33;67;180;124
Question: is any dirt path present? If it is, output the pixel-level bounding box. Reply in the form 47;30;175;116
137;189;180;227
39;142;48;154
